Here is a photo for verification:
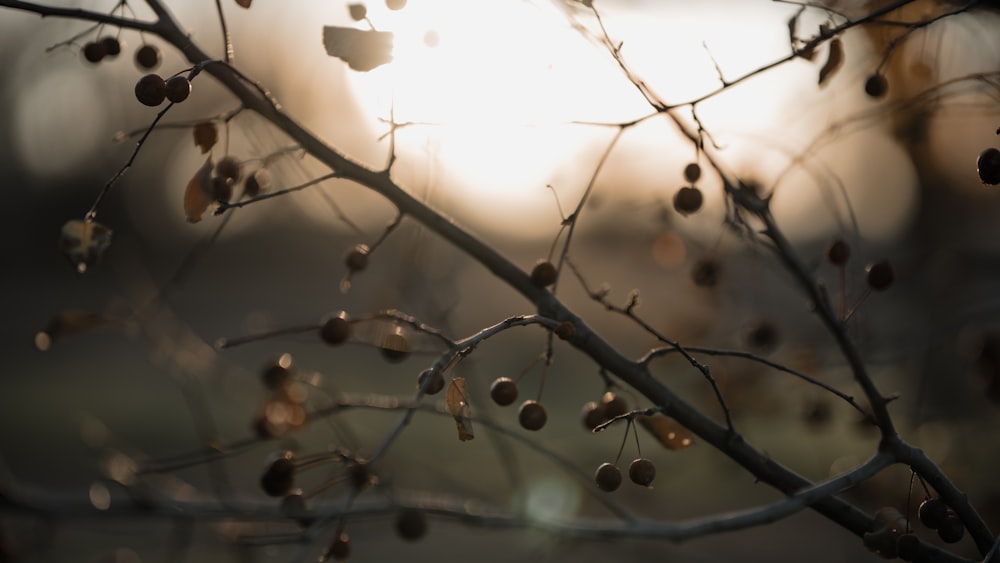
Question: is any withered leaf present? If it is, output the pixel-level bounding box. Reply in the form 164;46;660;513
234;0;251;8
445;377;474;441
193;122;218;154
637;414;694;450
818;38;843;86
322;26;393;72
59;219;112;273
184;156;215;223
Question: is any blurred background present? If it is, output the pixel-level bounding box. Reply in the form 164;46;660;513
1;0;999;561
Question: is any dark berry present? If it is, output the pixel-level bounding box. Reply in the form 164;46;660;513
937;512;964;544
82;41;106;63
262;363;293;390
379;329;411;363
673;186;703;215
745;321;779;354
348;459;372;490
864;74;888;98
417;369;445;395
628;458;656;487
135;44;161;70
581;401;605;430
327;533;351;561
554;321;576;341
918;498;947;529
319;311;351;345
165;76;191;103
211;176;232;203
601;392;629;420
215;156;241;182
134;74;166;106
345;244;370;272
348;3;367;20
100;36;121;57
395;508;427;541
489;377;518;406
244;169;268;198
530;260;557;288
518;400;547;431
978;147;1000;185
683;162;702;183
865;260;894;291
260;454;296;497
825;238;850;266
594;462;621;492
896;533;920;562
691;258;719;287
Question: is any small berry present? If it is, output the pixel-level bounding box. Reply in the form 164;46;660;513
100;36;121;57
135;44;161;70
395;508;427;541
518;400;547;431
281;493;314;526
82;41;106;63
385;0;407;9
211;176;232;203
683;162;702;183
379;329;411;363
319;311;351;345
581;401;605;430
628;458;656;487
489;377;518;406
260;454;296;497
594;462;622;492
345;244;370;272
262;363;293;390
745;321;779;354
825;238;850;266
978;147;1000;185
937;512;964;544
691;258;719;287
864;74;888;98
896;533;920;562
673;186;703;215
327;532;351;561
600;392;629;420
417;369;445;395
865;260;894;291
530;260;557;288
862;527;898;559
165;75;192;103
347;3;367;21
347;459;372;490
918;498;947;529
215;156;241;182
134;74;166;106
244;169;269;198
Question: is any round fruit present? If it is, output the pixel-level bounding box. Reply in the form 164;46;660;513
691;258;719;287
417;369;445;395
165;75;192;103
489;377;518;406
135;44;161;70
673;186;703;215
211;176;232;203
262;363;292;390
280;492;312;525
683;162;702;183
327;532;351;561
896;533;920;562
320;311;351;345
628;458;656;487
594;462;622;492
83;41;106;63
864;74;888;98
348;459;372;490
215;156;241;182
134;74;166;106
825;238;850;266
978;147;1000;185
745;321;779;354
244;169;268;198
581;401;605;430
385;0;407;9
100;36;121;57
601;392;629;419
260;455;296;497
395;508;427;541
865;260;894;291
518;400;547;431
918;498;947;529
379;330;411;363
345;244;370;272
348;3;367;20
530;260;557;288
937;512;964;544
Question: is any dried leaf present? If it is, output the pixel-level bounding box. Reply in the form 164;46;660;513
322;26;393;72
637;414;694;450
184;156;215;223
445;377;474;441
193;122;218;154
234;0;252;7
58;219;112;273
34;310;119;351
818;38;843;86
